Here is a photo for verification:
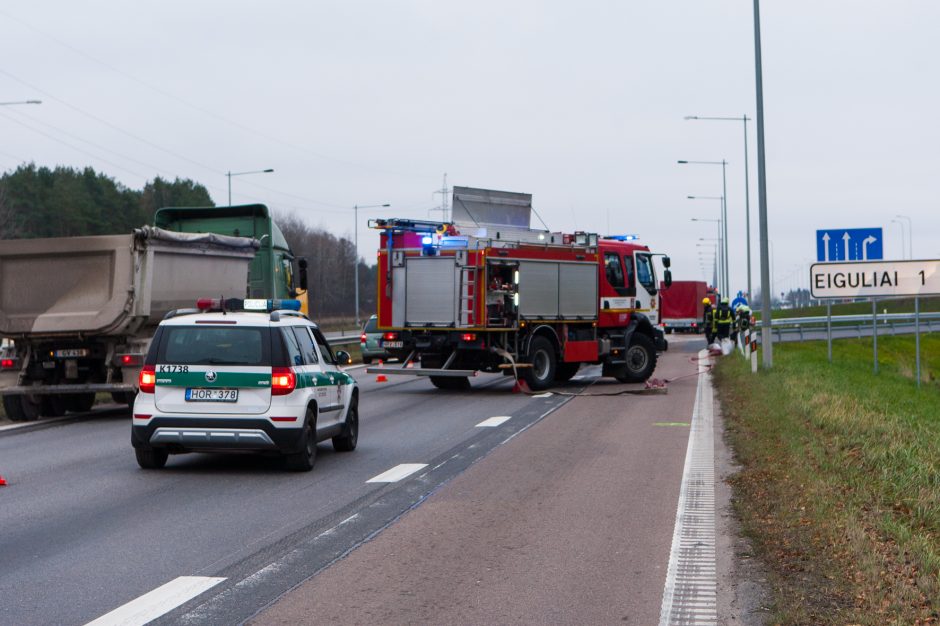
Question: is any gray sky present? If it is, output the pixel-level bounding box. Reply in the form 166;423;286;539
2;1;937;299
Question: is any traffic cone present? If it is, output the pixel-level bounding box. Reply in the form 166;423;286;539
375;360;387;383
0;475;7;487
511;378;530;394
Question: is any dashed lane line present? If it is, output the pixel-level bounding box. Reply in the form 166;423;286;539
366;463;428;483
84;576;225;626
475;415;511;428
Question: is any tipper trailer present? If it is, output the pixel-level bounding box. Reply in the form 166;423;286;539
659;280;708;333
366;186;671;391
0;204;309;421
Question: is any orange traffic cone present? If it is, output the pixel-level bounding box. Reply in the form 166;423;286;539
511;378;530;394
0;475;7;487
375;360;387;383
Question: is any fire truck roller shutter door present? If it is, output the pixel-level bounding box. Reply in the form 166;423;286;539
405;257;458;326
559;263;597;318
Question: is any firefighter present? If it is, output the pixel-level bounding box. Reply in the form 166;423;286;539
713;297;733;340
735;304;751;342
702;298;714;343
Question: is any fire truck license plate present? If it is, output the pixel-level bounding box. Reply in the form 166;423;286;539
185;388;238;402
382;340;403;348
55;349;89;358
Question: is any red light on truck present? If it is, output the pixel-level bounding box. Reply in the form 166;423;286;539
117;354;143;367
460;333;477;342
271;367;296;395
1;358;14;369
383;332;399;341
138;365;156;393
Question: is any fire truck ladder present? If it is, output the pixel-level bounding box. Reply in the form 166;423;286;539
458;266;477;327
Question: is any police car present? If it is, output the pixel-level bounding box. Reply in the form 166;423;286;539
131;298;358;471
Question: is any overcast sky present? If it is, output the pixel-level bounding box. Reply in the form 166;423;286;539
1;1;937;299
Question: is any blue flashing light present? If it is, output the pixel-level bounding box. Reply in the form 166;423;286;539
608;234;639;242
271;299;302;311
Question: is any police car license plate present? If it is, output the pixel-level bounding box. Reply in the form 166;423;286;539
383;340;403;348
185;388;238;402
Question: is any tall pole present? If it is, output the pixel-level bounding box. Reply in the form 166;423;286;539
354;204;360;327
721;160;729;296
753;0;773;368
227;171;232;206
743;116;752;299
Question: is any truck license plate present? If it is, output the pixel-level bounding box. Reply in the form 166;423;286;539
382;340;403;348
185;388;238;402
55;349;89;358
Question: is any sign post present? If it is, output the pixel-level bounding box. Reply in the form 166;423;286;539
826;300;832;363
915;296;921;388
872;299;878;374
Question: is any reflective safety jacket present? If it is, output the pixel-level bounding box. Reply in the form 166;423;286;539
713;305;733;331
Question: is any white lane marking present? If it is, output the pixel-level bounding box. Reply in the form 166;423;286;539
366;463;428;483
85;576;225;626
476;415;511;428
531;392;553;398
659;349;717;626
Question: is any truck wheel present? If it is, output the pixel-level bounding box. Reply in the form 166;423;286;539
285;409;317;471
68;393;96;413
111;392;135;406
46;395;69;416
362;356;372;365
332;395;359;452
429;376;471;390
554;362;580;384
20;394;42;421
616;333;657;384
523;336;557;391
136;446;168;469
2;395;26;421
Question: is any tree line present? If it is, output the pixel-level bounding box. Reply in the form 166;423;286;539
0;163;376;321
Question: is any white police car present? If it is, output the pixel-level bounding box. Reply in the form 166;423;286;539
132;298;358;471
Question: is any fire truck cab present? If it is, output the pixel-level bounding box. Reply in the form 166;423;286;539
368;187;671;391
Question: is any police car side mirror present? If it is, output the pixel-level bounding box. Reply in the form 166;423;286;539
663;269;673;288
335;350;352;365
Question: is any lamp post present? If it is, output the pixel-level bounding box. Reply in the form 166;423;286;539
685;115;752;299
753;0;773;367
353;203;390;327
0;100;41;106
679;160;729;295
895;215;913;259
226;168;273;206
689;196;727;295
891;219;907;260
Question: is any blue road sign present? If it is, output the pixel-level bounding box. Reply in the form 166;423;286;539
816;228;883;262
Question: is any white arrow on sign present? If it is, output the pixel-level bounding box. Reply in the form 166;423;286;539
822;232;831;261
842;232;851;260
862;235;877;260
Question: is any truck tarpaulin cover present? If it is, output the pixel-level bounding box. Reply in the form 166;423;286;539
135;225;261;250
451;186;532;228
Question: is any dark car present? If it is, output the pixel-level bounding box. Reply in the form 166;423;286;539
360;315;389;364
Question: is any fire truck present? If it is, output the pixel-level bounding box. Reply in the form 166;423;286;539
365;187;672;391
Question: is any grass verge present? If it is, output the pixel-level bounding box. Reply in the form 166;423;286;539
714;335;940;624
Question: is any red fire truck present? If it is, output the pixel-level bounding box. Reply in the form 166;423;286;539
365;187;672;391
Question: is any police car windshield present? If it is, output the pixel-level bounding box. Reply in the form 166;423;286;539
161;327;269;366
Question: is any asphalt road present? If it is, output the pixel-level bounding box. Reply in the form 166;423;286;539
0;364;582;625
0;335;717;625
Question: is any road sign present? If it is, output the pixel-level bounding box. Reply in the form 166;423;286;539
816;228;883;262
810;259;940;299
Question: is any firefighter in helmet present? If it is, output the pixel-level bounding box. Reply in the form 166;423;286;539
713;297;734;340
735;304;751;343
702;297;714;343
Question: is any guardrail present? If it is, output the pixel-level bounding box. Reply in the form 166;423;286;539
755;312;940;342
324;329;361;346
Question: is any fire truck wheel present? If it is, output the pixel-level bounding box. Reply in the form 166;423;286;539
617;333;657;384
523;336;557;391
2;394;27;421
429;376;471;391
46;395;70;417
554;362;580;384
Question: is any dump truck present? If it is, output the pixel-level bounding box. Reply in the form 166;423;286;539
366;186;671;391
659;280;708;334
0;204;308;421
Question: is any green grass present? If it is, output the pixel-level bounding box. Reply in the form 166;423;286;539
714;335;940;623
754;296;940;320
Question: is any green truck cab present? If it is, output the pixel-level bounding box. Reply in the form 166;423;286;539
154;204;308;306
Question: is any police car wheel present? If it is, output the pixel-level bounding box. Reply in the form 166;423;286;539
616;333;657;384
285;409;317;472
333;395;358;452
136;446;168;469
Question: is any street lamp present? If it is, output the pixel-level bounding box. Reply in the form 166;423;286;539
891;219;907;260
0;100;41;106
685;115;753;299
752;0;773;367
688;196;727;296
679;160;729;295
895;215;913;258
226;168;274;206
353;203;390;327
